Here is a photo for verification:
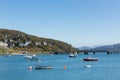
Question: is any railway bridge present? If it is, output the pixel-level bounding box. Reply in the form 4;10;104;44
78;50;120;55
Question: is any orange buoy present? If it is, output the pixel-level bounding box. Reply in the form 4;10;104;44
64;65;67;69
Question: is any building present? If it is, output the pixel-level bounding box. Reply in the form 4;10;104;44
43;42;47;45
19;41;31;47
35;42;42;46
0;41;8;47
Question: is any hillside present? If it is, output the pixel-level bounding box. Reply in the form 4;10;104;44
78;46;93;50
92;43;120;52
0;29;77;54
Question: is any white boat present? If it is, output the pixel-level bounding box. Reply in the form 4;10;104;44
24;54;39;61
24;55;33;59
84;65;92;68
4;54;11;57
69;53;76;57
32;54;36;57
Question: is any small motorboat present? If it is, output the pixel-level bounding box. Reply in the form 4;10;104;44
24;55;39;61
84;65;92;68
69;53;76;57
83;57;98;61
4;54;11;57
35;65;53;69
24;55;32;59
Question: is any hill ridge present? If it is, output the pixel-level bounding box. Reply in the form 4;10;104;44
0;29;77;54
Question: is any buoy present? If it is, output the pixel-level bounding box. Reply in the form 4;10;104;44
84;65;91;68
64;65;67;69
29;66;32;71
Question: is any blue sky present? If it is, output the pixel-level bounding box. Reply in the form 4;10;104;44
0;0;120;47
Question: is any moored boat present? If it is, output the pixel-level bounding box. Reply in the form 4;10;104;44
35;65;53;69
69;53;76;57
83;57;98;61
84;65;92;68
24;54;39;61
4;54;11;57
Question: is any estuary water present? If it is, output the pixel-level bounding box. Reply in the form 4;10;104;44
0;53;120;80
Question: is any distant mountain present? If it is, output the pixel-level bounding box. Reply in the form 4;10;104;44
92;43;120;52
0;29;77;54
78;46;93;50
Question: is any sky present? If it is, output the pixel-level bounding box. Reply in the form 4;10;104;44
0;0;120;47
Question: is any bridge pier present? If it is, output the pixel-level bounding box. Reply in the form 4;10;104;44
107;51;110;55
80;50;120;55
93;52;96;55
84;52;88;55
106;51;120;55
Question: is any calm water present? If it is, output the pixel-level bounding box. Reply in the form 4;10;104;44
0;53;120;80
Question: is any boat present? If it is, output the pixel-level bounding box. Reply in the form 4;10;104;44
24;55;32;59
83;57;98;61
69;53;76;57
84;65;92;68
24;54;39;61
32;54;36;57
35;65;53;69
4;54;11;57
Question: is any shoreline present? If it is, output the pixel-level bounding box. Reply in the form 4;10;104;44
0;51;56;55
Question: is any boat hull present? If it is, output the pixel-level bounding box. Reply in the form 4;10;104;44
35;66;53;69
83;58;98;61
69;55;76;57
69;54;76;57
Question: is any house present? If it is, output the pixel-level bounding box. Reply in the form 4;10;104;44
4;38;13;43
4;39;8;43
9;39;13;42
19;43;24;47
35;42;48;46
19;41;31;47
35;42;42;46
24;41;31;46
43;42;47;45
8;43;15;48
0;41;8;47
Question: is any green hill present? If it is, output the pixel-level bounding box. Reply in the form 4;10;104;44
0;29;77;54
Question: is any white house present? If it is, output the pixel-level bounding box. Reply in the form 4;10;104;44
0;41;8;47
19;41;31;47
43;42;47;45
35;42;42;46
